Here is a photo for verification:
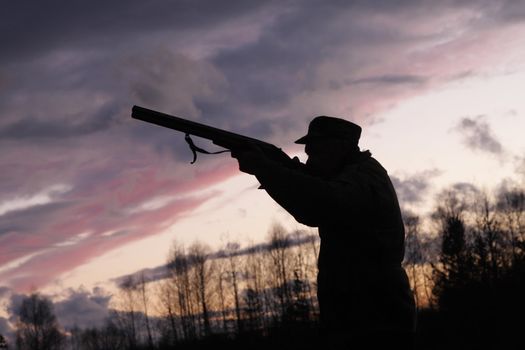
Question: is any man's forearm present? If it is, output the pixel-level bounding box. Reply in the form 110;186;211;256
254;161;368;227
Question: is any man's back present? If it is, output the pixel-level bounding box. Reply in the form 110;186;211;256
286;154;416;333
232;115;416;348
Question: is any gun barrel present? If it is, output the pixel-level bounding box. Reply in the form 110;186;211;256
131;105;268;149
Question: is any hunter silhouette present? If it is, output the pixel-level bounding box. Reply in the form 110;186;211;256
232;116;416;349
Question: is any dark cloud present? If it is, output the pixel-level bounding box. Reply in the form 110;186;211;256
495;178;525;212
450;182;481;195
0;317;11;343
495;0;525;23
1;288;112;339
1;1;515;144
114;230;317;286
0;105;119;140
0;201;72;237
346;74;428;86
54;288;112;330
0;287;10;297
121;50;228;119
391;169;442;205
6;292;25;323
0;48;232;165
113;265;170;287
450;183;483;211
0;0;273;64
455;116;504;156
433;182;482;214
211;2;404;113
205;0;513;131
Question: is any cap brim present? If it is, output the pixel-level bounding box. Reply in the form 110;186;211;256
294;135;309;144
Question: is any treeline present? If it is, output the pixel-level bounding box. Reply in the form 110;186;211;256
3;182;525;349
5;225;321;350
114;224;320;349
414;184;525;349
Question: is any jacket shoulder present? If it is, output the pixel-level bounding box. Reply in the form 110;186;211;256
336;156;388;184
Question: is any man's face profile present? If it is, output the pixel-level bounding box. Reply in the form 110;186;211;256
305;138;349;176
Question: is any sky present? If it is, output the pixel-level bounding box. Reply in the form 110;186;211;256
1;0;525;330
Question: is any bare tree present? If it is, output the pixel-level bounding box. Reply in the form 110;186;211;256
225;242;243;334
14;292;64;350
117;276;138;349
404;214;424;308
268;223;292;319
188;242;213;337
242;287;263;331
471;193;507;282
244;242;268;330
156;279;179;346
78;317;125;350
137;273;154;348
302;227;321;317
497;186;525;261
214;257;231;334
290;229;317;319
0;334;8;349
167;242;197;340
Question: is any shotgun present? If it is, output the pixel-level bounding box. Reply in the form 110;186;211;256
131;105;298;167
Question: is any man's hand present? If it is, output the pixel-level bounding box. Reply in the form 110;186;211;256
231;144;270;175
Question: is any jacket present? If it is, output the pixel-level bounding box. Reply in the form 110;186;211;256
255;151;416;333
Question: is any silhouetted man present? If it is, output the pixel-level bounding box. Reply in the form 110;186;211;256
232;116;416;349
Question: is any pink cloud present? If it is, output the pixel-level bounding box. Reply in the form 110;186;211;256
0;194;215;292
0;139;238;292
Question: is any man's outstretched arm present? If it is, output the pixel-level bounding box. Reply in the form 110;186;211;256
232;146;372;227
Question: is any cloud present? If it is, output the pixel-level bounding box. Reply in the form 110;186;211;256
0;159;237;291
114;230;316;286
121;49;228;118
0;317;11;343
513;156;525;180
205;0;525;136
0;201;72;242
54;288;112;330
0;105;119;140
433;181;482;215
0;184;71;216
0;287;10;298
0;0;273;65
0;43;239;292
455;115;504;156
451;182;481;194
346;74;428;86
1;287;113;342
494;0;525;23
391;169;442;206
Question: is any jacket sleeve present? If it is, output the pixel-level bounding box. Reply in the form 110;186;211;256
254;160;374;227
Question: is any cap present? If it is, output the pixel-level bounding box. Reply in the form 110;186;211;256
294;116;362;144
